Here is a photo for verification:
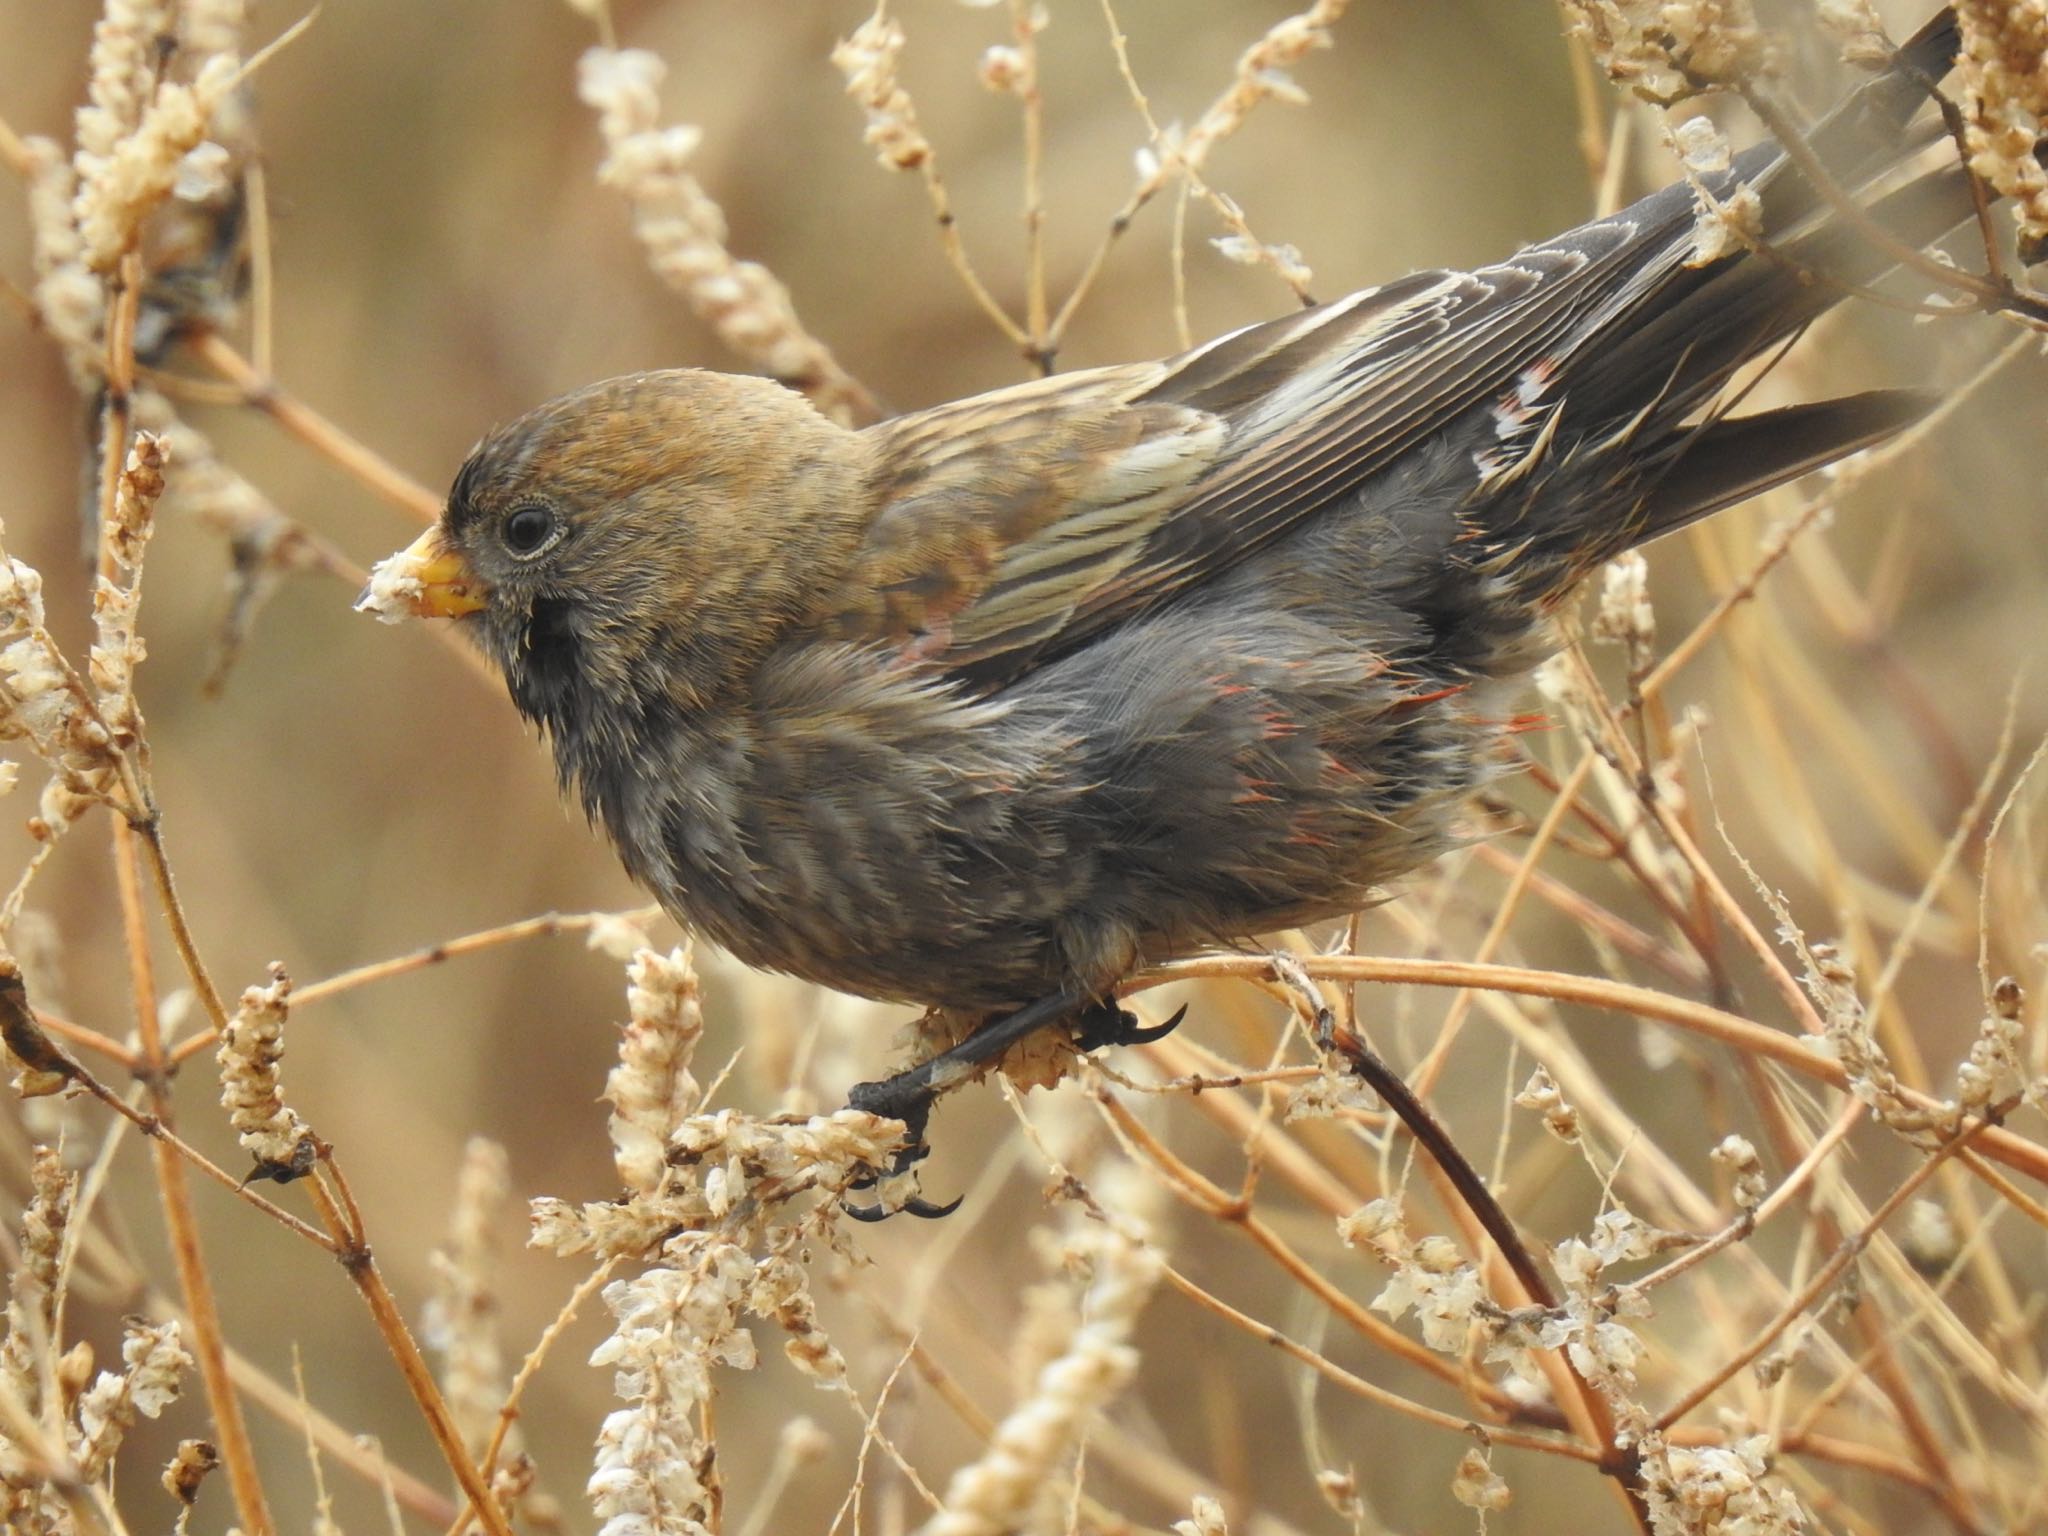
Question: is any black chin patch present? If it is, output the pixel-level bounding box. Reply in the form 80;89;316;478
509;596;583;730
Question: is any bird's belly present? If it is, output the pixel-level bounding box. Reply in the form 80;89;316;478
595;615;1516;1016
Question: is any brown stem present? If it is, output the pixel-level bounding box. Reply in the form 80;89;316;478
1654;1105;2003;1429
300;1170;518;1536
1128;954;2048;1189
111;819;277;1535
191;331;444;523
133;818;232;1033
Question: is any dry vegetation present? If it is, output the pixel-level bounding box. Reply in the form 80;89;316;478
2;1;2047;1534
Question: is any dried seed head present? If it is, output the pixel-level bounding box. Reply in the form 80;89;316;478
606;944;705;1194
162;1438;221;1507
1688;179;1763;265
834;14;934;169
74;55;243;272
1452;1447;1512;1512
978;44;1030;95
1955;1;2048;258
215;962;317;1178
1710;1133;1768;1212
578;47;873;425
74;1319;192;1480
1900;1198;1961;1274
1562;0;1772;105
1515;1065;1582;1142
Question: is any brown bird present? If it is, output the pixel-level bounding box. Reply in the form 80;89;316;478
363;16;1984;1202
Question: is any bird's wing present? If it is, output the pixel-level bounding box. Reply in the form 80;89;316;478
808;13;1964;693
814;228;1676;689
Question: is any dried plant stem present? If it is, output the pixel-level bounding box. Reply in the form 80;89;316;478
1093;1089;1534;1411
74;216;282;1530
192;331;443;522
1135;954;2048;1190
133;819;231;1033
1152;1256;1594;1459
296;1169;517;1536
0;109;31;176
1954;1148;2048;1232
1066;0;1324;348
1007;0;1051;369
1410;749;1598;1098
1468;841;1705;986
30;1008;138;1069
247;157;275;375
1644;330;2030;722
1566;31;1615;189
1323;1023;1645;1531
111;818;277;1535
920;174;1029;348
1655;1105;2006;1430
1139;1033;1374;1209
169;905;663;1066
6;999;333;1242
451;1257;619;1536
1698;883;1980;1530
1737;80;2048;328
150;1296;459;1525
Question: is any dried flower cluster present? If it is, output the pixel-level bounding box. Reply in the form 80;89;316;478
215;962;318;1179
2;1152;192;1533
530;951;902;1536
424;1137;515;1461
70;1322;193;1483
27;0;249;371
1452;1446;1512;1515
919;1158;1164;1535
575;46;876;427
1642;1435;1808;1536
833;12;933;171
0;444;164;865
1955;0;2048;258
1516;1063;1585;1142
1562;0;1772;105
0;1150;73;1442
1343;1195;1693;1421
1172;1494;1230;1535
607;945;706;1195
1710;1134;1768;1212
1801;940;2042;1138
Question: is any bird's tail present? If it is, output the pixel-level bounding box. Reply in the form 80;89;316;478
1511;9;2018;579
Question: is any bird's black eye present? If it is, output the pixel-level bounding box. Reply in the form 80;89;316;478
503;502;558;558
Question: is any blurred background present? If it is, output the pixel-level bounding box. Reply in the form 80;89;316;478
2;2;2044;1533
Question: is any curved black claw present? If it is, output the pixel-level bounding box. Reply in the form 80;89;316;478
1073;1000;1189;1052
844;1189;964;1223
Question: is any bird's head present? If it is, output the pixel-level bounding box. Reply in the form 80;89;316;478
358;369;867;734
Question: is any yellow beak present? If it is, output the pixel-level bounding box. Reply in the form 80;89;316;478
355;525;489;622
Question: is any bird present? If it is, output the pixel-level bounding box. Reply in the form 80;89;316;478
360;14;1993;1203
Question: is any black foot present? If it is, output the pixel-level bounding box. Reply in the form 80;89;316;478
841;1079;959;1220
1072;1000;1189;1052
837;983;1097;1221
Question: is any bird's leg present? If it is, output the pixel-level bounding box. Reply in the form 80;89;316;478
841;982;1187;1220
